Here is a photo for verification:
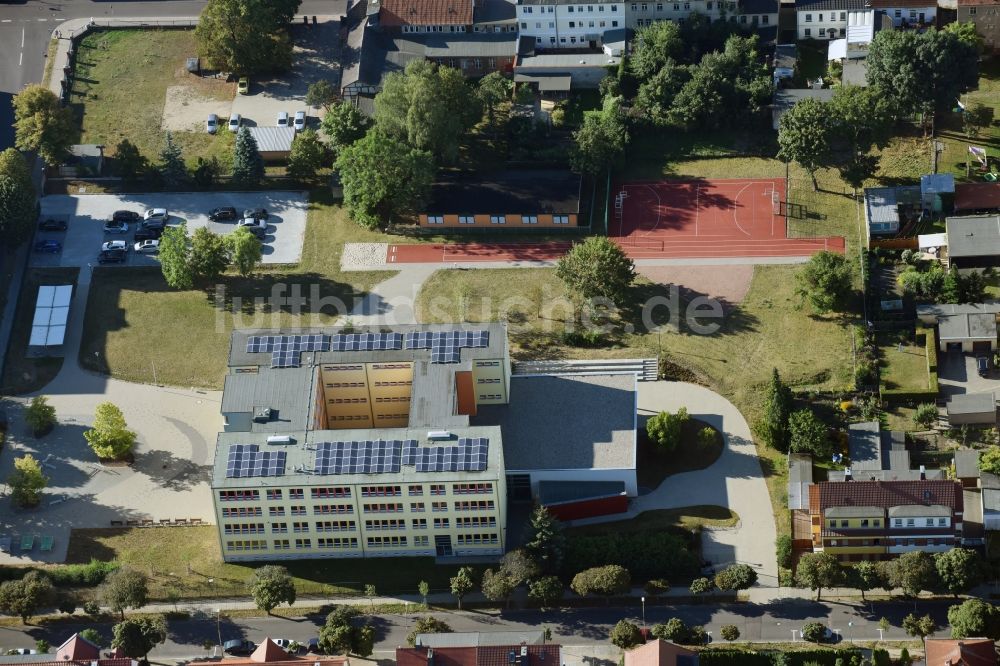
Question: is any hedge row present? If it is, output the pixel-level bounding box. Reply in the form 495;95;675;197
0;559;118;587
700;649;863;666
563;531;701;581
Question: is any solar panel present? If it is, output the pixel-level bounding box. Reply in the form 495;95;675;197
312;439;409;475
224;444;288;478
243;334;332;368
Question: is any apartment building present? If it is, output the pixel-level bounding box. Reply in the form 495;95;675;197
515;0;626;48
795;0;867;39
958;0;1000;52
866;0;936;26
807;479;964;562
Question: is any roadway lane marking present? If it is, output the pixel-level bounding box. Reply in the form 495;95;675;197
21;27;25;48
18;52;23;66
1;20;11;23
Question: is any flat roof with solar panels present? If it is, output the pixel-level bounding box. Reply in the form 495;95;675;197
212;427;503;487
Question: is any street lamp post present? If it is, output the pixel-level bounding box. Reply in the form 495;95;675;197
640;596;646;632
215;608;222;651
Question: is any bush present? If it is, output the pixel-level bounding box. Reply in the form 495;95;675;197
871;648;890;666
914;403;937;429
644;579;670;597
801;621;828;643
776;535;793;569
698;649;863;666
47;560;118;587
651;618;689;643
719;625;739;641
563;531;700;581
83;600;101;616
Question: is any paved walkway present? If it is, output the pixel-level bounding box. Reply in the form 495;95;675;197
348;265;438;326
571;381;779;587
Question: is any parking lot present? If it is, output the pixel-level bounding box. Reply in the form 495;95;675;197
939;351;1000;397
34;191;309;268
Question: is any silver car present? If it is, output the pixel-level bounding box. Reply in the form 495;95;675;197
206;113;219;134
228;112;241;132
293;110;306;132
277;111;290;128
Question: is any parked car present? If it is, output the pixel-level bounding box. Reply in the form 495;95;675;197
306;639;319;653
144;208;168;222
277;111;289;128
33;240;62;254
209;206;239;221
272;639;295;651
237;77;250;95
109;210;140;223
98;248;127;264
103;220;129;234
978;356;989;377
134;227;163;242
38;218;67;231
101;240;128;252
229;113;242;132
206;113;219;134
224;640;255;656
293;110;306;132
243;207;268;220
7;650;39;656
237;218;267;237
134;239;160;253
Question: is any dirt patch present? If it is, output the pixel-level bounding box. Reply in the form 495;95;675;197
162;85;232;133
637;264;755;305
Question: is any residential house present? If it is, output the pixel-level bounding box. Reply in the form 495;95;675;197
863;185;920;238
397;643;562;666
414;631;548;647
807;479;964;561
957;0;1000;52
418;170;582;229
515;0;626;49
795;0;867;40
189;640;349;666
0;634;133;666
829;422;943;482
867;0;936;25
826;10;878;86
923;638;999;666
371;0;476;33
624;639;699;666
946;392;998;426
955;183;1000;214
772;87;835;130
945;215;1000;269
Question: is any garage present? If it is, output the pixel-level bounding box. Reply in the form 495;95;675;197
947;342;963;352
974;341;993;353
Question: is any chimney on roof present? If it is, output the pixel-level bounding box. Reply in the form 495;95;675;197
427;648;434;666
845;468;852;481
920;464;926;481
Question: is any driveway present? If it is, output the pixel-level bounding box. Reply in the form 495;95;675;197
35;191;309;267
568;381;779;587
938;351;1000;397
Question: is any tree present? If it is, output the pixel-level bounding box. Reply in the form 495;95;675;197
480;568;517;608
189;227;229;284
287;129;328;180
192;156;221;189
195;0;300;75
232;126;265;187
630;20;683;80
24;395;56;437
158;132;187;188
0;571;53;622
571;95;629;176
943;20;985;53
964;102;995;138
720;625;740;641
795;552;842;601
248;565;296;613
847;561;885;602
418;580;430;606
801;621;827;643
934;548;983;597
321;101;370;157
306;80;339;111
914;403;938;430
111;616;166;660
158;224;194;290
796;251;853;314
689;577;713;595
78;628;103;646
12;84;75;165
570;565;631;603
100;568;148;620
788;409;831;457
84;402;136;460
112;140;148;190
336;131;434;230
776;534;793;569
714;564;758;592
757;369;793;452
556;236;636;305
7;454;47;508
523;505;566;574
528;576;563;609
697;426;716;449
319;607;360;654
476;72;513;129
888;551;937;597
899;648;911;666
947;598;1000;640
651;618;689;643
353;625;375;658
500;549;540;586
375;60;479;164
363;583;377;609
777;98;834;191
902;613;936;653
827;85;893;190
0;148;38;247
34;639;49;654
406;616;452;647
610;620;644;650
646;408;690;452
226;226;262;277
634;60;690;125
450;567;475;610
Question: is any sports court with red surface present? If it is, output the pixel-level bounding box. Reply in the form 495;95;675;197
612;178;844;258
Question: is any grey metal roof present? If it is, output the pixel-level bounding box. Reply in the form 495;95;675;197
475;374;636;470
947;392;997;416
517;52;620;68
842;59;868;86
410;360;474;429
946;215;1000;258
795;0;866;9
983;474;1000;512
825;505;883;518
474;0;517;23
772;87;835;111
848;421;883;471
396;32;518;58
416;632;546;648
938;313;997;341
954;449;981;479
888;504;951;517
538;480;627;504
212;426;504;489
248;127;295;153
788;453;813;510
918;302;1000;318
829;468;945;481
513;73;572;90
221;366;315;432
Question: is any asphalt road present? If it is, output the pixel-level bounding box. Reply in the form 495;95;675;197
0;0;341;151
0;599;962;660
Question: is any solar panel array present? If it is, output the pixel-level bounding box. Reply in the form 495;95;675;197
245;334;331;368
330;332;403;352
404;330;490;364
225;444;288;478
310;438;489;474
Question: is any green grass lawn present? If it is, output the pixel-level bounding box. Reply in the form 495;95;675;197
878;331;930;392
564;506;739;536
79;191;395;388
636;419;724;490
65;526;481;600
70;29;235;167
937;59;1000;182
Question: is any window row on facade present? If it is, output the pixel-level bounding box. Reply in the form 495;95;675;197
221;484;493;503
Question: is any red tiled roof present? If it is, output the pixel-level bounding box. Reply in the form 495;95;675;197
57;634;101;661
815;480;963;513
397;645;562;666
623;640;697;666
866;0;936;6
924;638;998;666
956;183;1000;212
398;647;478;666
252;639;291;663
478;645;561;666
378;0;474;26
191;643;348;666
27;660;133;666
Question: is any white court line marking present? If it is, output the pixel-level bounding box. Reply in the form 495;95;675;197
730;182;753;237
641;184;662;237
695;184;700;237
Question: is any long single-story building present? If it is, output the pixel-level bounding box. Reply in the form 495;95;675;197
248;127;295;161
947;392;998;426
955;183;1000;214
946;215;1000;270
917;302;1000;353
